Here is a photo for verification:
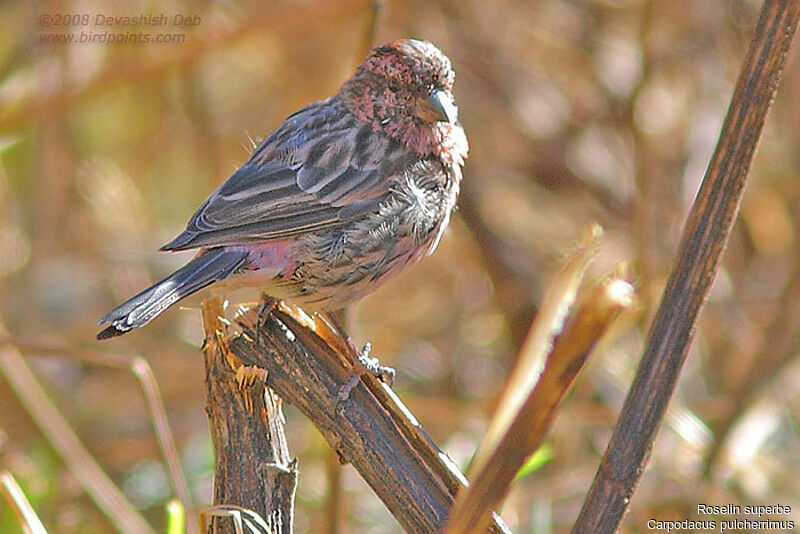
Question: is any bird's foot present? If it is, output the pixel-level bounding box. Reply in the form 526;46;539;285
354;342;395;385
336;342;395;407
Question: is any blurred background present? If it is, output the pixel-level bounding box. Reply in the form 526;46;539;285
1;0;799;532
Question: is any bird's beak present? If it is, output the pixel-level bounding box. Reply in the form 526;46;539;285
415;89;458;124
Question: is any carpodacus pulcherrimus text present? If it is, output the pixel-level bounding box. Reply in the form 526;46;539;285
97;39;468;340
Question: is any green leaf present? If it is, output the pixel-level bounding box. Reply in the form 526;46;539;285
514;444;554;481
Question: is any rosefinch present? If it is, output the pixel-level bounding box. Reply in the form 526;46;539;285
97;39;468;340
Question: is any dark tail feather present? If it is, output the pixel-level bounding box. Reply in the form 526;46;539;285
97;248;248;340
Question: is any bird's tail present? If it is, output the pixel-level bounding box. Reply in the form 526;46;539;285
97;248;248;340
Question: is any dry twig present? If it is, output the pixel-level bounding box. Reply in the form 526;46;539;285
200;298;297;534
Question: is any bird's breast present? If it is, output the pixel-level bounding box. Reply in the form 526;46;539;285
280;160;459;308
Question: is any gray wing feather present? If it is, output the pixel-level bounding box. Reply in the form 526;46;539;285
162;99;417;251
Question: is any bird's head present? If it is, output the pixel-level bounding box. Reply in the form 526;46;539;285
339;39;468;164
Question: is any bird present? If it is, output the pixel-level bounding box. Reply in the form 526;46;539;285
97;39;468;340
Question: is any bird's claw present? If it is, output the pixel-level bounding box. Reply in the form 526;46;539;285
335;342;395;408
355;342;395;385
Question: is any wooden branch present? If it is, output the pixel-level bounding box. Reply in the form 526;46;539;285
573;1;800;532
201;299;297;534
217;302;511;534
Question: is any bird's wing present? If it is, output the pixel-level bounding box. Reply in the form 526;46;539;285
161;98;419;251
